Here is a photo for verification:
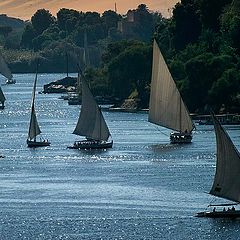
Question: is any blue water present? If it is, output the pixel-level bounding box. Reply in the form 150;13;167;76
0;74;240;239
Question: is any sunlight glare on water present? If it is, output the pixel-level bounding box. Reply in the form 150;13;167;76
0;74;240;239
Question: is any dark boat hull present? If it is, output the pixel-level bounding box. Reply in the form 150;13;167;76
170;132;192;144
6;79;16;84
27;140;51;148
196;210;240;218
68;140;113;150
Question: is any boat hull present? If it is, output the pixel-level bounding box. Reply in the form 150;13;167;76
6;79;16;84
170;132;192;144
27;140;50;148
196;210;240;218
68;140;113;150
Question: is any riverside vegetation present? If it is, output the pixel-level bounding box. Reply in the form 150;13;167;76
0;1;240;114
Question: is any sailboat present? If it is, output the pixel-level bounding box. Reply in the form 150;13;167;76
0;53;15;84
27;66;50;148
148;40;194;144
0;87;5;109
197;113;240;218
68;30;89;106
68;73;113;150
0;53;12;109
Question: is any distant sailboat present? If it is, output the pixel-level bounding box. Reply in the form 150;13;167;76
68;73;113;150
148;40;194;144
27;66;50;148
68;29;89;106
197;114;240;218
0;53;15;84
0;87;5;109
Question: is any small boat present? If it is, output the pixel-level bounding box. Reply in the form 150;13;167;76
0;87;5;109
5;78;16;84
0;53;14;84
27;65;50;148
68;91;81;105
68;73;113;150
196;113;240;218
148;40;194;144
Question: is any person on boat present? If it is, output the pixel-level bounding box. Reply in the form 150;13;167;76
213;207;216;212
232;206;235;211
223;207;226;211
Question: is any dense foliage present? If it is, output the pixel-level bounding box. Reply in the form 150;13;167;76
1;1;240;113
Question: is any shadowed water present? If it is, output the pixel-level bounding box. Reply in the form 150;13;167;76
0;74;240;239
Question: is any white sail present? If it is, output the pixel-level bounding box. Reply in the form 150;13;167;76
0;87;6;104
210;114;240;202
148;40;194;133
28;72;41;140
0;53;12;80
73;76;110;141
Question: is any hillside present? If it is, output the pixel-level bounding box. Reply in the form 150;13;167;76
0;14;25;30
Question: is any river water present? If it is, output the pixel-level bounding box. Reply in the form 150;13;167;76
0;73;240;239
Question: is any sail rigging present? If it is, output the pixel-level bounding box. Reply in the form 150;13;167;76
28;71;41;140
210;114;240;203
148;40;194;133
73;76;110;141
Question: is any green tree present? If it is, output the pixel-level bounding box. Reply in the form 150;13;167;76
133;4;154;41
0;26;12;38
84;12;101;25
102;10;120;33
221;8;240;53
199;0;232;31
172;0;202;50
108;41;151;104
31;9;55;35
57;8;83;31
21;24;36;49
209;68;240;111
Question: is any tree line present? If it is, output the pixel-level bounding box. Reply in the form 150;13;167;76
0;1;240;113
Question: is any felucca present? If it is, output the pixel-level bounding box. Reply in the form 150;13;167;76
0;53;15;84
0;87;5;109
27;66;50;148
148;39;194;144
68;72;113;150
0;53;12;109
196;114;240;218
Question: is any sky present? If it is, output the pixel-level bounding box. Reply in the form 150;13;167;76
0;0;179;20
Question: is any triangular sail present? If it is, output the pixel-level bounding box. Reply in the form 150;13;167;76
0;53;12;80
73;76;110;141
148;40;194;133
210;114;240;202
28;72;41;140
0;87;6;104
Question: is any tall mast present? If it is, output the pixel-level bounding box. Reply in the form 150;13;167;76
180;95;182;132
66;52;69;77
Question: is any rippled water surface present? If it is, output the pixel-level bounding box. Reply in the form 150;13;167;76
0;74;240;239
